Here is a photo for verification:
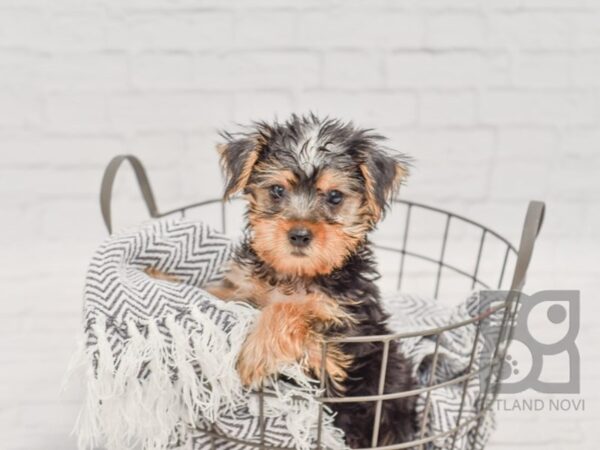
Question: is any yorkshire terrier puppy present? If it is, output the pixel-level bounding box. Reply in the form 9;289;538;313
207;114;416;448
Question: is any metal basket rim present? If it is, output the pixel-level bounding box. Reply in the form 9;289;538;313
98;154;545;450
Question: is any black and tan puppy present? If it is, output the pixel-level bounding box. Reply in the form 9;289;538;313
207;114;416;448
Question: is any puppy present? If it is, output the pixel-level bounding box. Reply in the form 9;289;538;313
207;114;416;448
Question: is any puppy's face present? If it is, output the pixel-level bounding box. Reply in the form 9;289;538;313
219;115;409;278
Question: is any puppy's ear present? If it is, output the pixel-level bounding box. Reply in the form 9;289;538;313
359;147;410;222
218;132;266;200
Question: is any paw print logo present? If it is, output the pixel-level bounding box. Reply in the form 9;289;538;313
479;290;580;395
500;354;519;380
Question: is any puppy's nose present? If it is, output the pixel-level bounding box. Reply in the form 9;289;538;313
288;227;313;248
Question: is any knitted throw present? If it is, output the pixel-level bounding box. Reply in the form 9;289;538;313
68;217;496;450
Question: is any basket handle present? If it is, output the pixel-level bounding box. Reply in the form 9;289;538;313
510;200;546;291
100;154;160;234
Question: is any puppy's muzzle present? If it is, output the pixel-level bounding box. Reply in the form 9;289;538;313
288;227;313;248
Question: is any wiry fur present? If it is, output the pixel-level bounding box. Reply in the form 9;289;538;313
209;114;416;448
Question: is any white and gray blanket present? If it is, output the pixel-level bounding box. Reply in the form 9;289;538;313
70;218;496;450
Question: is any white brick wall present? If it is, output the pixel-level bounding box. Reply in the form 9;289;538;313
1;0;599;448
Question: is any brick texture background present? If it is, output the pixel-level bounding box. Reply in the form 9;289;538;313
0;0;599;448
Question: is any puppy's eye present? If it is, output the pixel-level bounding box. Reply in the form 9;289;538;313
326;190;344;206
269;184;285;200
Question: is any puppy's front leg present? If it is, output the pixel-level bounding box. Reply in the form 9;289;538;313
237;301;308;387
237;293;351;388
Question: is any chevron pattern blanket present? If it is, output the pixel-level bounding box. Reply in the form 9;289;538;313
71;217;495;450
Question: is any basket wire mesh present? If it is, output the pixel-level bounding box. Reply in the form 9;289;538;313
100;155;545;450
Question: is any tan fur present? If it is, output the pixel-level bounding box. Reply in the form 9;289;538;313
211;164;387;388
359;163;382;223
219;137;266;199
315;169;350;192
207;261;293;307
208;261;354;388
254;166;297;190
235;292;352;388
245;167;370;278
233;150;259;198
249;216;361;278
144;267;180;283
205;282;238;302
359;162;406;223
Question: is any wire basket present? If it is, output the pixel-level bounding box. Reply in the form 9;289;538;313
100;155;545;450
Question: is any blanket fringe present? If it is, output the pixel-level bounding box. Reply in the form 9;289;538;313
68;301;259;450
258;367;347;450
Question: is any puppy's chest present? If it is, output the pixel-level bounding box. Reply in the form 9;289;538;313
258;283;310;307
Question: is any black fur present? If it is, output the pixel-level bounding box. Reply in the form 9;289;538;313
316;245;416;448
219;113;411;215
235;241;417;448
220;114;417;447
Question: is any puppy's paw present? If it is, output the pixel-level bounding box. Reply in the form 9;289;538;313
236;335;279;388
236;298;351;389
236;301;308;388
